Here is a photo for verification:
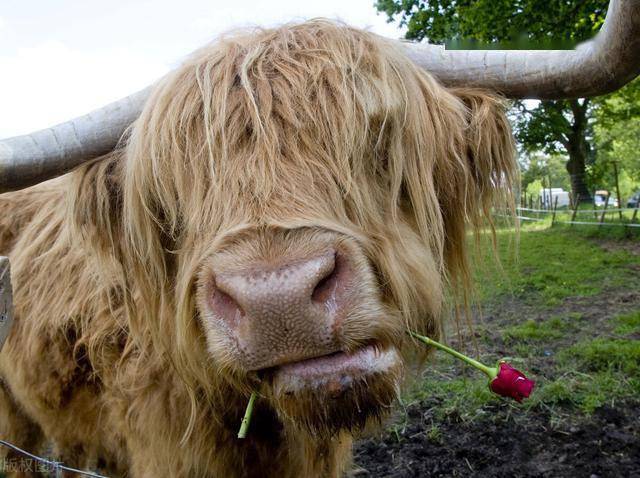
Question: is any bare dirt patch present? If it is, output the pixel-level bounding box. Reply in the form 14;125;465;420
354;400;640;477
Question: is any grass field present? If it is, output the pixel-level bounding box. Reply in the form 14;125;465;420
417;225;640;417
355;223;640;477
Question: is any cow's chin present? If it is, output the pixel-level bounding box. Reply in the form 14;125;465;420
265;345;402;436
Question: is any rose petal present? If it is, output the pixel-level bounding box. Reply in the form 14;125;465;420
489;362;535;402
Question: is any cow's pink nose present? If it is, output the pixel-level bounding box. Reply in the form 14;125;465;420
210;249;347;370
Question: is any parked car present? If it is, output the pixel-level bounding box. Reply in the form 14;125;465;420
594;190;618;207
627;191;640;208
539;188;570;208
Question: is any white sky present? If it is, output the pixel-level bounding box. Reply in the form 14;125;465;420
0;0;405;138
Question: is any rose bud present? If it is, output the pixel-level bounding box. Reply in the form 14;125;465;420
409;331;535;403
489;361;535;402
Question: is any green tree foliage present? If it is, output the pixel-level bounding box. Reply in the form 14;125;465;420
375;0;613;202
375;0;606;44
514;97;596;202
520;152;571;193
592;78;640;202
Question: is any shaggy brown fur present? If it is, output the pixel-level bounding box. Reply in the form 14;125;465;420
0;20;515;477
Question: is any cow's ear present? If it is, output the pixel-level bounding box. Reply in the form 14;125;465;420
439;88;517;287
456;89;516;211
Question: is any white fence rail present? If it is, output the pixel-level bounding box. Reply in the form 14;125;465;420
506;206;640;228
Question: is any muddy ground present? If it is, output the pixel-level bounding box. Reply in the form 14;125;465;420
354;233;640;477
354;400;639;477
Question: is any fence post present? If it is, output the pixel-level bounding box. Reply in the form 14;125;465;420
0;257;13;352
551;196;559;227
613;161;623;221
599;196;610;225
632;205;639;224
570;197;580;226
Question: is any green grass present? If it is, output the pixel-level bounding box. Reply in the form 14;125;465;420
410;373;497;421
529;371;640;414
425;424;443;443
529;335;640;413
503;318;564;342
614;311;640;335
407;225;640;425
413;333;640;421
473;225;640;306
559;338;640;375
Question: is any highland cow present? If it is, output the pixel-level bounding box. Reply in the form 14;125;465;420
0;6;638;477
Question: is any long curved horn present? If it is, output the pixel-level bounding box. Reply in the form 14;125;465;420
0;88;150;193
402;0;640;99
1;0;639;193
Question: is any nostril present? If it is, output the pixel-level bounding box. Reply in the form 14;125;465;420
210;282;245;326
312;252;339;304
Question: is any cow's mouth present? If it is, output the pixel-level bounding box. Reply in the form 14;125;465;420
272;345;400;396
263;344;403;435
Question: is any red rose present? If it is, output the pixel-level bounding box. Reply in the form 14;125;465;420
408;332;536;405
489;361;535;402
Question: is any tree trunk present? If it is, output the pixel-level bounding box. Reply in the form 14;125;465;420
565;145;592;203
565;99;593;203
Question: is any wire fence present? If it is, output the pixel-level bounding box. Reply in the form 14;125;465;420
518;207;634;215
507;204;640;229
0;439;108;477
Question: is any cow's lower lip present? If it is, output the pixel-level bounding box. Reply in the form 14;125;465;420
272;345;400;394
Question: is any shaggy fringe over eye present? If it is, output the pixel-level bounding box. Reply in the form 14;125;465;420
62;19;516;439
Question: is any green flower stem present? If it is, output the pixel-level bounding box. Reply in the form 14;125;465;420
237;391;257;439
409;331;498;379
